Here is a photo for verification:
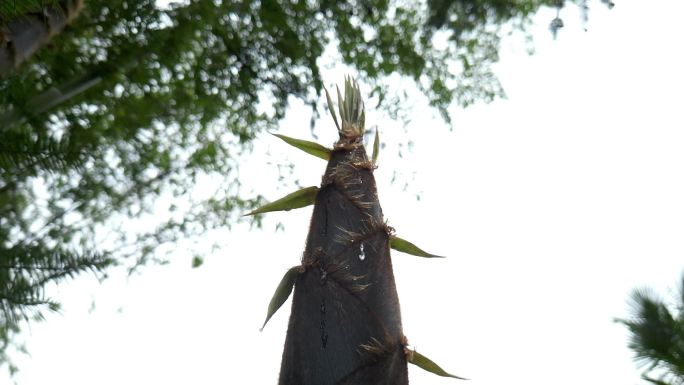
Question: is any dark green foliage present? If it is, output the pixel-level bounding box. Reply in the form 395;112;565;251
0;1;59;21
616;273;684;385
0;0;57;22
427;0;615;36
0;132;84;174
0;244;111;374
0;245;111;322
191;256;203;268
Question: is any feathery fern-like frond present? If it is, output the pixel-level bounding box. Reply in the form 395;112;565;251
0;134;84;174
0;0;59;20
0;245;112;323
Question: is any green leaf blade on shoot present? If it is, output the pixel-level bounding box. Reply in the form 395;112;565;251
324;87;340;131
359;107;365;133
260;266;301;331
372;128;380;165
390;236;445;258
271;133;331;160
409;350;468;380
244;186;319;216
336;85;345;123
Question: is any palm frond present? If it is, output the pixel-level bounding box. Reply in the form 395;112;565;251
617;276;684;385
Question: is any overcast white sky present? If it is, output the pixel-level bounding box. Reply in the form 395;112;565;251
3;1;684;384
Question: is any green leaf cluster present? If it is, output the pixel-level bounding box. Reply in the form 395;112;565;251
0;133;84;174
616;274;684;385
0;245;111;374
0;0;59;21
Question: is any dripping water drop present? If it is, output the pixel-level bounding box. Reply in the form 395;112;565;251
319;267;327;284
358;243;365;261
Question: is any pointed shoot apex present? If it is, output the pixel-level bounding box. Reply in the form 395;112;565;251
326;76;365;138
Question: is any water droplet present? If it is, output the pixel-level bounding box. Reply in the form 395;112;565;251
319;267;327;284
358;243;365;261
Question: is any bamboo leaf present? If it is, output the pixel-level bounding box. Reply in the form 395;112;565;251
390;236;445;258
346;76;355;121
409;350;467;379
244;186;319;216
271;133;331;160
356;82;364;128
372;128;380;165
324;87;340;131
336;85;345;123
260;266;301;331
359;107;366;132
347;76;356;122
